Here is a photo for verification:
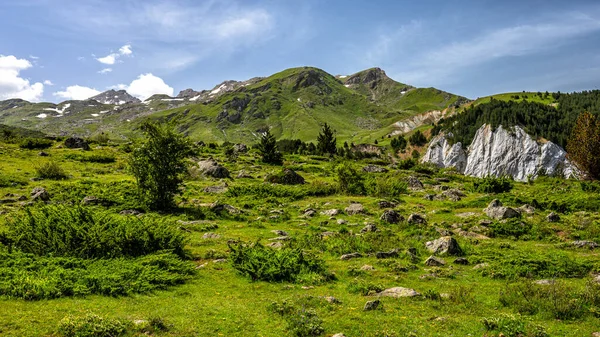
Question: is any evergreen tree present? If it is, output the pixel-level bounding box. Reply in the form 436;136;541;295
567;112;600;180
408;130;427;146
317;123;337;155
257;129;283;165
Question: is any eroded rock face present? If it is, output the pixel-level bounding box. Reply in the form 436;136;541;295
422;125;577;181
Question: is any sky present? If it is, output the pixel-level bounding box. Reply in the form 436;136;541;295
1;0;600;103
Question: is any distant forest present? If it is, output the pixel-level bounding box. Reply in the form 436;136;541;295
435;90;600;148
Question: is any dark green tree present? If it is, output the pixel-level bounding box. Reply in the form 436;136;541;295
317;123;337;155
129;122;195;211
408;130;427;146
257;129;283;165
391;136;407;151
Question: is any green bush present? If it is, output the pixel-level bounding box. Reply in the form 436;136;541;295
19;137;53;149
479;251;594;279
365;175;407;198
286;309;324;337
347;279;384;295
488;219;532;239
335;163;366;195
6;205;187;259
228;242;332;283
58;314;128;337
396;158;416;170
35;160;68;180
472;175;513;193
481;314;526;337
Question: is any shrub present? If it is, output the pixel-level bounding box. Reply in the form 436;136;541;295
488;219;532;239
472;175;513;193
266;168;305;185
58;314;128;337
35;161;68;180
365;175;407;198
408;130;427;146
129;122;195;211
286;309;324;337
228;242;332;283
335;163;366;195
6;205;187;259
481;314;526;337
396;158;416;170
478;251;594;279
347;279;384;296
19;137;53;149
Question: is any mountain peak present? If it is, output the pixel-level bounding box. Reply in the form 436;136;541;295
90;89;140;105
345;67;391;86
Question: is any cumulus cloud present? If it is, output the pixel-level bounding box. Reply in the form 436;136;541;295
98;68;113;74
122;73;173;100
0;55;44;101
43;80;54;86
53;85;100;100
96;44;134;65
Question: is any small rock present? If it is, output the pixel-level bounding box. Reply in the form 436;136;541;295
375;249;399;259
454;229;490;240
407;176;424;190
360;224;378;233
456;212;478;218
345;203;365;215
332;334;347;337
271;230;288;236
546;212;561;222
236;170;253;179
423;194;435;201
572;240;599;249
202;232;222;239
484;199;520;220
302;208;317;217
301;286;314;290
433;185;449;191
321;231;337;237
407;213;427;225
453;257;469;265
425;256;446;266
363;165;388;173
425;236;462;256
360;264;375;271
420;273;438;280
211;202;241;214
519;204;535;215
203;184;228;193
81;196;103;206
377;287;421;298
435;227;452;236
380;209;403;224
233;143;248;153
473;263;490;270
340;252;362;260
30;187;50;202
64;137;90;150
213;258;227;263
119;209;142;216
324;296;341;304
534;279;556;285
363;299;381;311
38;151;49;157
378;200;396;208
198;158;230;179
321;209;341;216
266;242;283;249
337;219;348;225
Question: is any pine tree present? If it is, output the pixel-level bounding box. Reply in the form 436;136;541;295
317;123;337;155
257;129;283;165
567;112;600;180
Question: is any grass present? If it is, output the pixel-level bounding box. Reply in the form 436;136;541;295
0;140;600;336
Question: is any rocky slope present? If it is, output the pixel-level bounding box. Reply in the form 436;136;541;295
422;124;577;181
90;90;141;105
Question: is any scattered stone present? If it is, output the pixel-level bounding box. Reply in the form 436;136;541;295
425;256;446;266
534;279;556;285
337;219;348;225
572;240;599;249
266;242;283;249
363;299;381;311
454;257;469;265
378;200;396;208
233;143;248;153
203;184;228;193
407;176;424;190
119;209;143;216
407;213;427;225
592;332;600;337
435;177;451;183
202;232;222;239
324;296;341;304
380;210;403;224
269;236;290;241
360;265;375;271
213;259;227;263
441;189;465;201
236;170;253;179
484;199;520;220
363;165;388;173
271;230;288;236
210;202;241;214
340;252;362;260
64;137;90;150
332;334;347;337
425;236;462;256
360;224;378;233
423;194;435;201
546;212;561;222
321;209;341;216
377;287;421;298
302;208;317;217
519;204;535;215
321;231;337;237
81;196;110;206
435;227;452;236
345;203;365;215
420;273;438;280
30;187;49;202
198;158;230;179
456;212;478;218
433;185;449;191
38;151;49;156
268;168;305;185
375;249;399;259
473;263;490;270
455;230;490;240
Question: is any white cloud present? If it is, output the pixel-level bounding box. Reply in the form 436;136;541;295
0;55;44;102
53;85;100;100
29;55;39;60
119;44;132;55
98;68;113;74
43;80;54;86
96;53;117;65
124;73;173;100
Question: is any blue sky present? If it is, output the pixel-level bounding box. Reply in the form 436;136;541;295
1;0;600;102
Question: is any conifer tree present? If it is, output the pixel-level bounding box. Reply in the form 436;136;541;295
317;123;337;155
257;129;283;165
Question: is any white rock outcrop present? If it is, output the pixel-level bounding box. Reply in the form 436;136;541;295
422;124;577;181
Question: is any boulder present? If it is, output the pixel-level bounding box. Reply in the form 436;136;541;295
64;137;90;150
546;212;561;222
360;224;378;233
425;236;462;256
337;219;347;225
423;194;435;201
407;213;427;225
340;252;362;260
453;257;469;265
375;249;399;259
267;168;305;185
519;204;535;215
380;210;403;224
302;208;317;217
425;256;446;266
406;176;424;190
198;158;230;179
345;203;365;215
484;199;520;220
321;209;341;216
572;240;599;249
363;300;381;311
233;143;248;153
30;187;49;201
363;165;388;173
441;189;465;201
377;287;421;298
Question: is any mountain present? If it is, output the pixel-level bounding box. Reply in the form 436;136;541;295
0;66;466;142
90;90;141;105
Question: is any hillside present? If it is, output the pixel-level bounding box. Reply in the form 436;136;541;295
0;66;466;143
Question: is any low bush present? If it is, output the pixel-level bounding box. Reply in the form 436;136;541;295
0;251;195;300
0;174;28;187
347;279;384;295
477;251;595;279
268;298;325;337
335;163;366;195
6;205;187;259
58;314;128;337
19;137;53;150
228;242;332;283
35;161;68;180
487;219;533;239
365;175;407;198
472;175;513;193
